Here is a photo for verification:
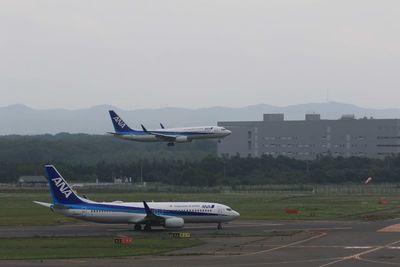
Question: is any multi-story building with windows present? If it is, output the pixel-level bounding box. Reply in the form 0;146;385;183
217;114;400;160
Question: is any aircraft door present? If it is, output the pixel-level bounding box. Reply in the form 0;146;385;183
81;207;88;217
217;205;223;215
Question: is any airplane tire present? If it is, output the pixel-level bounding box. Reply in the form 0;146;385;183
144;224;152;231
134;224;142;231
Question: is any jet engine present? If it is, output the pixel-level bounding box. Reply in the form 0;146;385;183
164;217;184;228
175;136;191;143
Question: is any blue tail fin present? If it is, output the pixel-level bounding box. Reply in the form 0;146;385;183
45;165;84;205
108;110;135;133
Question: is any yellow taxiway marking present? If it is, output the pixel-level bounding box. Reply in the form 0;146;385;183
358;256;400;266
378;223;400;232
319;239;400;267
245;231;327;256
265;227;352;232
242;245;372;249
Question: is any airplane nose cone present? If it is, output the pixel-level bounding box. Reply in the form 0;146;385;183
233;211;240;218
225;130;232;136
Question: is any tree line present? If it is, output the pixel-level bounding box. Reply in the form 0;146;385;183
0;134;399;185
0;133;216;164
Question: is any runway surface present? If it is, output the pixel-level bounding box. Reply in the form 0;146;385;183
2;219;400;266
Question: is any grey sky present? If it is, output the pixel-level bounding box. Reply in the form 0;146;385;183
1;0;399;109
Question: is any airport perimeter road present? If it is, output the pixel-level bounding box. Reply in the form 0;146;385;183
2;219;400;266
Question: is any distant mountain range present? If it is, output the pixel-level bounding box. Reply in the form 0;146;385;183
1;102;400;135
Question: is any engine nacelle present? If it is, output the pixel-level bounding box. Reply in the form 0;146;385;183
164;217;184;228
175;136;191;143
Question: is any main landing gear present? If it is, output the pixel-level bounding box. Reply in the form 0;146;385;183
167;142;175;147
217;222;223;230
134;224;152;231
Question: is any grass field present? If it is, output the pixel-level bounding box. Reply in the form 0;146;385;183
0;236;202;260
1;189;400;261
2;190;400;226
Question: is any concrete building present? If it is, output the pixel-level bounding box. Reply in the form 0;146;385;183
218;114;400;160
18;176;47;187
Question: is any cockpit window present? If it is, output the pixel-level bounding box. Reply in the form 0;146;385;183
226;208;232;211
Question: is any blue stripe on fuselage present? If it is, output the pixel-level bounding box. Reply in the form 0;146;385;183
119;131;213;136
64;202;222;217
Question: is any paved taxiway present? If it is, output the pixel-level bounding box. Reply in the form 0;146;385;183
2;219;400;266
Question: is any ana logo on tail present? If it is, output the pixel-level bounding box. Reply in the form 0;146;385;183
52;177;72;198
113;116;126;128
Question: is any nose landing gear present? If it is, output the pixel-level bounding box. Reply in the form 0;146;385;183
217;222;222;230
167;142;175;147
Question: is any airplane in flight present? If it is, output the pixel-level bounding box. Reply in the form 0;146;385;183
108;110;232;146
34;165;240;231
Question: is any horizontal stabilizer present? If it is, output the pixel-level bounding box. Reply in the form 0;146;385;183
33;201;69;212
106;132;122;136
33;201;52;208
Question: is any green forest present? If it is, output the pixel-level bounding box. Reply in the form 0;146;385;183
0;134;399;185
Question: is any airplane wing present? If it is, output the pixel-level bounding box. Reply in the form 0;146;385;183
148;132;179;141
141;125;179;141
136;201;185;228
137;201;165;225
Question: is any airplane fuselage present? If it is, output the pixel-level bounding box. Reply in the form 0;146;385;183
108;111;231;144
114;127;230;142
37;163;240;230
54;201;239;225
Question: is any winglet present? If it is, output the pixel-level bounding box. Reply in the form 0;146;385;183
143;201;154;216
141;124;148;132
160;123;165;129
